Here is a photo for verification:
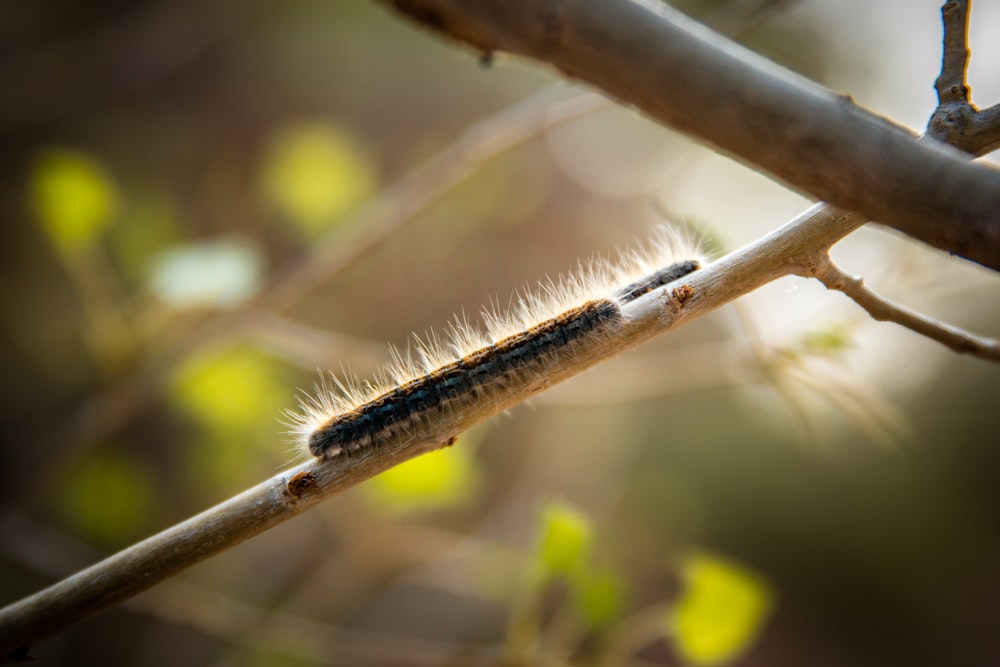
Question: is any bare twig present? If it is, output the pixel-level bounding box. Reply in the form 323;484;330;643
793;0;999;362
926;0;1000;154
808;256;1000;360
385;0;1000;270
934;0;971;105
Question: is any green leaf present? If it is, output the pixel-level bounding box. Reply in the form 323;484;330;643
261;121;377;235
534;500;594;580
30;149;119;255
669;551;774;666
363;443;479;515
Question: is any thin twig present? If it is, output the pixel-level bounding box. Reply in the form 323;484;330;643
926;0;1000;154
807;256;1000;361
934;0;971;105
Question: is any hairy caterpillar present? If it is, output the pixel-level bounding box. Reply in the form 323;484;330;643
289;229;703;460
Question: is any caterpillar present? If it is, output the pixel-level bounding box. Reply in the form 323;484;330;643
289;229;703;460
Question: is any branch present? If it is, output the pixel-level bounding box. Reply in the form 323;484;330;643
384;0;1000;271
934;0;971;106
19;87;609;506
0;444;432;659
0;203;864;659
785;0;997;363
807;256;1000;360
27;1;792;496
926;0;1000;155
6;1;1000;657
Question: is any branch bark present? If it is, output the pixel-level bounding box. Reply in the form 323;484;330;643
385;0;1000;270
4;1;1000;658
0;202;865;659
811;256;1000;360
926;0;1000;155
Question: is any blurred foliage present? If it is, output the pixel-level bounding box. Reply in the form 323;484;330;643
362;437;481;514
149;237;264;309
573;565;628;631
53;450;156;547
506;500;628;660
505;501;625;661
110;192;186;283
669;551;774;666
797;324;854;358
261;121;378;236
534;500;594;581
170;347;290;492
29;149;119;257
171;347;289;436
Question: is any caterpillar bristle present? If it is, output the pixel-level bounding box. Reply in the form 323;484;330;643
289;227;706;461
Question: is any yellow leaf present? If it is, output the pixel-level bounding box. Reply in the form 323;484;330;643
261;121;377;235
670;551;774;666
535;500;593;579
363;443;479;515
30;149;119;254
171;347;287;434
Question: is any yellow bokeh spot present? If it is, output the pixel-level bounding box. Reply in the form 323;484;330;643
535;500;593;579
30;149;119;254
261;121;377;235
363;443;478;515
670;551;774;666
171;348;287;434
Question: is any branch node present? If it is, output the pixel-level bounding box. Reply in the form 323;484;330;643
670;284;695;308
285;471;318;499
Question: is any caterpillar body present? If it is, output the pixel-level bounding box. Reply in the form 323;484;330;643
290;230;702;460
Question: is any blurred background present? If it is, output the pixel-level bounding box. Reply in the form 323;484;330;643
2;0;1000;665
